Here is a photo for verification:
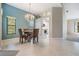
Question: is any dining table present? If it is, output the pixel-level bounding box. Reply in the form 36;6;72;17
22;29;39;43
23;29;33;35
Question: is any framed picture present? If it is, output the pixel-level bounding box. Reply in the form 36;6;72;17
7;16;16;35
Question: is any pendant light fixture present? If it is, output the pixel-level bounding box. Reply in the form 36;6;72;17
25;3;35;21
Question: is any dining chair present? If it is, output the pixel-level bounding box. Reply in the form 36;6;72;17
18;28;28;43
29;29;39;43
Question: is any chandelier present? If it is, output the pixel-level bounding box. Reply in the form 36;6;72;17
25;3;35;21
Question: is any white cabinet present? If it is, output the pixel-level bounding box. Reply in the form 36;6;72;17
0;4;2;40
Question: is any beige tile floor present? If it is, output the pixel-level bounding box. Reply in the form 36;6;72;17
1;38;79;56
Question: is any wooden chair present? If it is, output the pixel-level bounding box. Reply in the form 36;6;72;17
28;29;39;43
18;28;28;43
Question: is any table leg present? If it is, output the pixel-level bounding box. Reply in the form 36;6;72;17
33;37;35;44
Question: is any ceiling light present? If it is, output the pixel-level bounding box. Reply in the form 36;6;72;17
25;3;35;21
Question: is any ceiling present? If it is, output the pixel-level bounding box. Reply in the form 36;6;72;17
7;3;62;15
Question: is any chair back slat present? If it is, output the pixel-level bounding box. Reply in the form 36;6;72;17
33;29;39;37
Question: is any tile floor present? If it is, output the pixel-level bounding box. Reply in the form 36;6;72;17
1;38;79;56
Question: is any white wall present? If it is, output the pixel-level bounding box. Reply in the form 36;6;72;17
67;20;74;34
63;3;79;39
40;10;53;38
64;3;79;19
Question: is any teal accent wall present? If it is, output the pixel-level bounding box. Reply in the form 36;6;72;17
2;3;31;39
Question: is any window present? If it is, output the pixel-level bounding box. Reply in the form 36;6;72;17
77;22;79;32
7;16;16;35
74;20;79;33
